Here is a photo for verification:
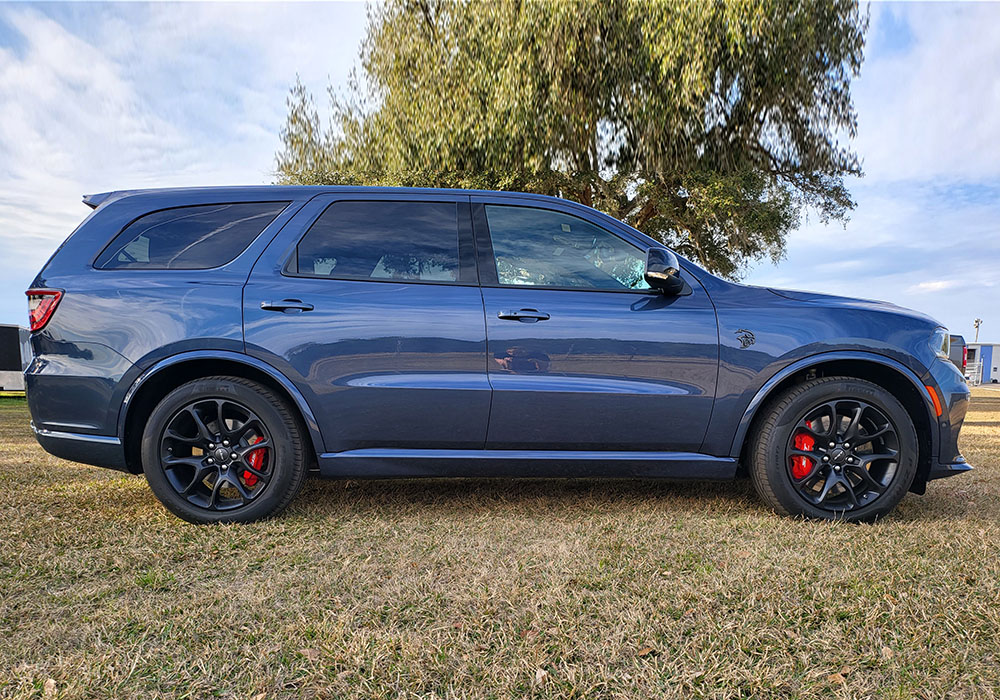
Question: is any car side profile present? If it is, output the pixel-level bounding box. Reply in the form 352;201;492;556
25;187;971;523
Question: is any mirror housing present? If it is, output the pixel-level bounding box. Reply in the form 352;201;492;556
644;248;686;295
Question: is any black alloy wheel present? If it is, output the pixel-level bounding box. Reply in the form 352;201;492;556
141;376;306;524
749;376;918;522
785;399;900;512
159;398;274;510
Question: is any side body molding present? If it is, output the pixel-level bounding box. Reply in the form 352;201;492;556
728;350;938;458
117;350;325;454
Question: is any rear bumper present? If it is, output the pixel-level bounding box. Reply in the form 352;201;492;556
31;423;129;472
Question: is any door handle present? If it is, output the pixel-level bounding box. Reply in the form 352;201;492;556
497;308;550;322
260;299;314;313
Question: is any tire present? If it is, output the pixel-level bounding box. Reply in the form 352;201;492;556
749;376;918;522
141;376;307;524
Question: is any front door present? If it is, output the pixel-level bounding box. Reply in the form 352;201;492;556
244;193;491;454
473;199;719;453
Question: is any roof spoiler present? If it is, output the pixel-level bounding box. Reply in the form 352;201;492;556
82;192;114;209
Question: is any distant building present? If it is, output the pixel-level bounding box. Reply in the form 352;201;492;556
0;324;29;391
967;343;1000;385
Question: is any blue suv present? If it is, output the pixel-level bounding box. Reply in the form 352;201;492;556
25;187;971;523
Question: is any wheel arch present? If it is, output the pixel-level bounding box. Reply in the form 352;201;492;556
732;352;938;494
117;351;323;474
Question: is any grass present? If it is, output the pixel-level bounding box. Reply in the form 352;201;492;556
1;389;999;699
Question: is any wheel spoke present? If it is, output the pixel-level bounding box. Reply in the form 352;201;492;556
240;460;270;479
231;477;253;502
844;405;864;440
215;400;233;438
841;475;859;507
208;476;223;508
858;425;892;442
809;402;837;437
186;406;215;442
233;418;266;443
861;450;898;463
814;472;838;504
164;428;201;446
849;464;886;494
236;440;271;457
163;456;203;471
794;461;824;483
181;467;211;495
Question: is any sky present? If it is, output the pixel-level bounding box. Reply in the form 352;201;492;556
0;1;997;342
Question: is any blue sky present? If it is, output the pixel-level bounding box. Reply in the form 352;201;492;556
0;2;997;341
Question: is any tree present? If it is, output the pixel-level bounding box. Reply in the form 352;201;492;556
276;0;867;279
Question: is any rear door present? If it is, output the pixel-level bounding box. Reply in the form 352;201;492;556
243;193;491;454
473;197;719;453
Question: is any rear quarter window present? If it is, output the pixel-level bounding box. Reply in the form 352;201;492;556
95;202;288;270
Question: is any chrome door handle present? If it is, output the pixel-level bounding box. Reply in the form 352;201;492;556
260;299;314;313
497;309;550;322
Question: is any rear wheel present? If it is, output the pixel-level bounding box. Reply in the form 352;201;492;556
141;376;306;524
749;376;918;522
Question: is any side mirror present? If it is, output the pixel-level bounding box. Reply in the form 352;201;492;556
644;248;686;295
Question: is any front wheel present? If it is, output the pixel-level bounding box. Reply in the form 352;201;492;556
141;376;307;524
749;376;919;522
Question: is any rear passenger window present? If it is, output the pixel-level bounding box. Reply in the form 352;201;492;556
294;201;460;282
95;202;288;270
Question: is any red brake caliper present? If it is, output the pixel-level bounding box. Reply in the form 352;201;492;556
791;420;815;480
243;436;265;487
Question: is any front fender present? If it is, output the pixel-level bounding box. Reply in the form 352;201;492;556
724;350;938;458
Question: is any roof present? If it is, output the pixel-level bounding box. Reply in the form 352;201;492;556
81;185;579;210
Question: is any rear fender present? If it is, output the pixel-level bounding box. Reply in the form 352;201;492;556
117;350;325;454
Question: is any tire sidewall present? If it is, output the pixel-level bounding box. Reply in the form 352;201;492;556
761;378;919;521
141;377;301;524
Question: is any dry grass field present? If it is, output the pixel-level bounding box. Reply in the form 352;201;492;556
1;389;999;699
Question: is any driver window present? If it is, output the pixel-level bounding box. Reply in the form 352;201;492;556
484;205;650;291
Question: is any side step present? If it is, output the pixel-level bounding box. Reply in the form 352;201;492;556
317;449;738;480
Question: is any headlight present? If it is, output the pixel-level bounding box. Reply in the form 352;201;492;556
931;327;950;359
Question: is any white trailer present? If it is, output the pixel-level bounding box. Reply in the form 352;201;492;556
0;324;29;391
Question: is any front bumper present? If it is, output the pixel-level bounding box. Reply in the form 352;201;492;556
929;456;973;481
31;423;129;472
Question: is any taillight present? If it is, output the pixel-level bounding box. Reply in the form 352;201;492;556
26;289;63;332
963;346;968;370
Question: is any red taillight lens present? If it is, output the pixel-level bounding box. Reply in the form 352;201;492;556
26;289;63;332
963;346;968;370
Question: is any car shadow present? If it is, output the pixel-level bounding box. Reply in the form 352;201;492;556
289;473;996;524
291;475;758;518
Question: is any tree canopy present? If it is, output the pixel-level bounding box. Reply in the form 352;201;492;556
276;0;867;279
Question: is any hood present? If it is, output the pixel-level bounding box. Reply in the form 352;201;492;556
766;287;941;326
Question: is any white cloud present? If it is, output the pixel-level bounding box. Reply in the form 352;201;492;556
0;2;367;324
855;3;1000;182
746;3;1000;340
909;280;958;294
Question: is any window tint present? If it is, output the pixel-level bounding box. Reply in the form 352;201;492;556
485;205;650;291
96;202;287;270
295;201;460;282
